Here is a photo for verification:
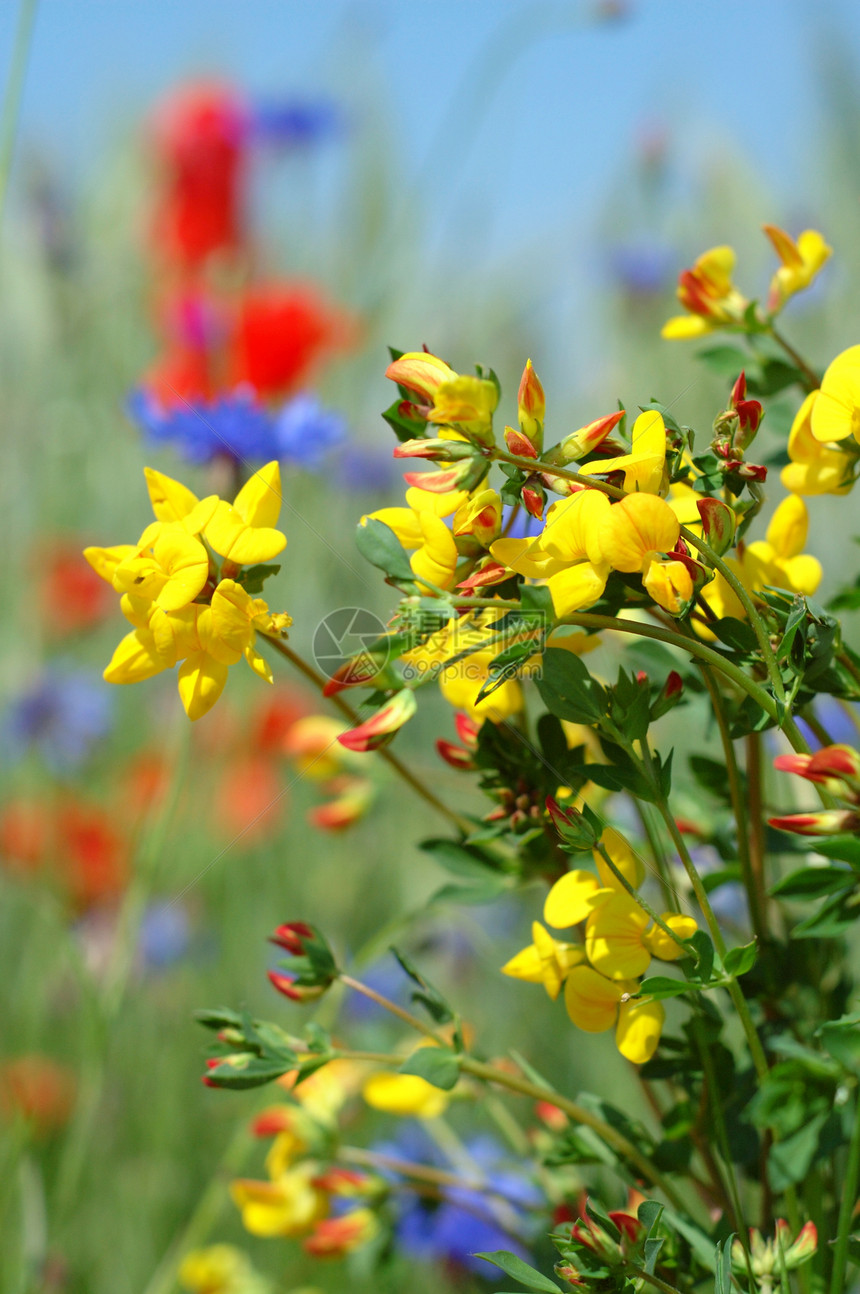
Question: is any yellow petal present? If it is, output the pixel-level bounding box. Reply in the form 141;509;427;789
83;544;137;584
233;460;282;528
594;827;645;889
765;494;808;560
544;869;605;928
542;490;611;565
780;553;822;596
812;345;860;442
615;997;665;1064
490;537;567;579
643;913;697;961
642;556;694;615
405;486;468;518
362;1072;449;1119
152;528;210;611
177;652;230;720
547;562;609;617
660;315;714;340
103;628;172;684
599;494;680;573
585;893;651;980
245;645;274;683
143;467;200;523
563;965;625;1032
204;500;287;565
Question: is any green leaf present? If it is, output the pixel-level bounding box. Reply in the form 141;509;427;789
639;976;698;1001
771;866;855;898
474;1251;562;1293
818;1012;860;1071
419;837;502;881
535;648;605;725
195;1007;243;1032
689;754;732;802
430;880;509;906
355;519;415;581
715;1234;735;1294
382;397;427;442
711;617;759;653
696;345;749;378
399;1046;461;1090
585;1198;621;1242
746;357;804;397
638;1199;664;1232
391;947;455;1024
790;890;859;939
815;836;860;868
723;940;757;978
237;563;281;594
205;1055;294;1090
687;930;715;982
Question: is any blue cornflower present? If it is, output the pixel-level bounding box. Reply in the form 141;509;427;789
373;1128;543;1275
139;901;191;970
249;98;343;148
3;666;113;771
128;386;346;470
274;392;346;468
333;445;399;493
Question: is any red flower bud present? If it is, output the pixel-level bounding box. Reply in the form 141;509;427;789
269;922;314;955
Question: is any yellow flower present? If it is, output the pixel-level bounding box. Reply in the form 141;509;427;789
563;965;665;1063
362;1071;449;1119
662;246;748;339
453;488;503;547
231;1161;328;1238
110;524;211;613
402;609;524;722
429;374;498;442
743;494;822;597
584;895;695;980
543;827;644;930
763;224;831;312
365;485;467;592
178;1244;257;1294
811;345;860;445
599;493;680;573
501;921;585;999
204;461;287;565
577;410;667;495
781;391;853;496
641;555;694;616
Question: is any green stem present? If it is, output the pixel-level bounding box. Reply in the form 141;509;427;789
829;1086;860;1294
262;635;472;834
626;1263;692;1294
697;663;767;944
0;0;37;225
632;797;677;909
767;323;820;392
596;843;689;953
337;976;687;1210
694;1018;752;1269
141;1122;253;1294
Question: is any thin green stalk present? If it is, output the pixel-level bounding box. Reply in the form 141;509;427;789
142;1122;253;1294
0;0;37;225
694;1019;752;1272
766;324;820;392
337;975;687;1210
698;663;767;944
626;1263;692;1294
262;634;472;833
829;1086;860;1294
596;842;689;953
632;797;677;909
745;734;769;940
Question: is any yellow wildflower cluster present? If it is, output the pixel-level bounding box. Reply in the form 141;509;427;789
84;464;291;720
502;828;696;1064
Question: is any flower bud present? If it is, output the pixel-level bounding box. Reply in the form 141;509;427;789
768;810;860;837
393;437;476;461
436;738;476;770
557;410;625;463
385;351;457;401
338;689;418;752
269;922;314;955
517;359;545;451
522;482;546;519
650;670;684;720
303;1208;379;1257
697;497;736;556
453;489;502;547
504;425;539;459
267;970;327;1002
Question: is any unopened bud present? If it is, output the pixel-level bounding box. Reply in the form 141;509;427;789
338;689;418;752
517;359;545;451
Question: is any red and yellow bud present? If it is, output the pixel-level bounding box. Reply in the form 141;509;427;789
303;1208;379;1257
517;359;545;450
557;411;625;463
267;971;327;1002
768;810;860;837
337;689;417;752
697;497;736;555
385;351;457;401
393;437;476;461
309;776;374;831
269;922;314;955
504;425;539;459
453;489;503;547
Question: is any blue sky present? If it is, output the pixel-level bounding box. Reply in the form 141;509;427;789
4;0;860;261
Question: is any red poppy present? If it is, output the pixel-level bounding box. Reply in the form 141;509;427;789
58;803;127;909
38;544;114;635
0;799;48;874
216;754;286;842
0;1056;76;1134
149;83;247;268
228;283;355;398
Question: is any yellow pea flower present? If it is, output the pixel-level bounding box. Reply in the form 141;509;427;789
403;610;524;722
204;461;287;565
501;921;585;999
230;1162;327;1238
103;623;177;685
429;373;498;442
585;893;652;980
453;488;503;547
110;524;211;613
641;554;695;616
661;246;748;340
178;1244;257;1294
781;391;853;496
643;913;698;960
598;493;680;578
563;966;664;1064
763;224;831;313
362;1071;449;1119
811;344;860;445
543;828;645;930
365;485;468;592
385;350;457;400
595;826;645;889
143;466;219;535
577;410;667;495
743;494;822;597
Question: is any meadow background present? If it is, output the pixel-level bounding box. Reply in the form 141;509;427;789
3;2;860;1291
